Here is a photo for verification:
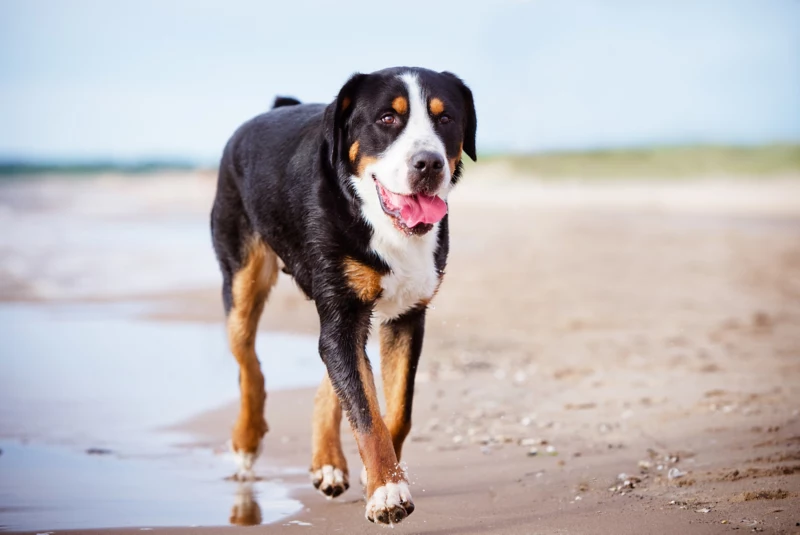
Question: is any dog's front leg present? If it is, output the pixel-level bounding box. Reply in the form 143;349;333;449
318;300;415;525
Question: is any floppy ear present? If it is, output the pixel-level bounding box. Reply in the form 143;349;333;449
441;72;477;162
324;73;367;171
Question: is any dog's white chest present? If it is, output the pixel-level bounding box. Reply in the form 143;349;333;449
373;229;440;321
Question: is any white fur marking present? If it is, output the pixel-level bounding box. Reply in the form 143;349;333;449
233;451;256;479
231;440;262;479
373;227;440;320
311;464;347;499
365;481;413;524
351;73;445;321
365;74;450;196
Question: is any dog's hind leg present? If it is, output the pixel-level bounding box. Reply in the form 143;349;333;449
224;237;278;477
309;373;349;498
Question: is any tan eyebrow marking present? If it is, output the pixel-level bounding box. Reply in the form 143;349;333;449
341;97;351;111
349;141;359;163
429;97;445;115
392;96;408;115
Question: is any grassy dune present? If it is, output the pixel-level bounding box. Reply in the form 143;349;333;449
0;160;200;179
474;144;800;179
2;145;799;180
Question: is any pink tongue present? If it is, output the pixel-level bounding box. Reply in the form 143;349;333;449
387;191;448;227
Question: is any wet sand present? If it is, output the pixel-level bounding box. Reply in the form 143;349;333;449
1;169;799;533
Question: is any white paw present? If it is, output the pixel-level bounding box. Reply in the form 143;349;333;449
310;465;349;499
365;481;414;525
231;442;262;480
233;451;257;479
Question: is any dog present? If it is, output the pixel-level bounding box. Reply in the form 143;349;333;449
210;66;476;525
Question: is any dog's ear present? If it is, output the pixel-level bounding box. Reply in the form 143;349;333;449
324;73;367;171
441;72;477;162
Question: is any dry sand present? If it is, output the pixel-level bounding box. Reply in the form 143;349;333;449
3;168;800;533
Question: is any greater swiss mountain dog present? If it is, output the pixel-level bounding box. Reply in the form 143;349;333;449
210;66;477;525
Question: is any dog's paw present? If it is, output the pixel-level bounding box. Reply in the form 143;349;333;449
230;440;262;480
311;465;349;499
365;482;414;525
232;451;258;480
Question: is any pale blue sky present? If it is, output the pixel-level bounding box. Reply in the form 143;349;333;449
0;0;798;161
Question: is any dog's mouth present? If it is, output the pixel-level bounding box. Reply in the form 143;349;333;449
372;176;447;236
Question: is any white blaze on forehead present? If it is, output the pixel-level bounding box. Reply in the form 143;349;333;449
348;72;447;322
362;72;449;196
398;72;448;164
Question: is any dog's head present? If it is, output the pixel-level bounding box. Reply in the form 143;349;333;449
325;67;476;237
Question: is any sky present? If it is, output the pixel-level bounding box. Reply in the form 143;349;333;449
0;0;798;162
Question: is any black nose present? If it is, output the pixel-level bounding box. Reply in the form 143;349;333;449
409;151;446;195
412;151;445;175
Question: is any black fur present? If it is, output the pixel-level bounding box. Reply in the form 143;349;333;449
211;67;476;434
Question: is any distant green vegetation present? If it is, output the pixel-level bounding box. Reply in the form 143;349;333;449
2;145;799;180
0;160;202;179
475;144;800;179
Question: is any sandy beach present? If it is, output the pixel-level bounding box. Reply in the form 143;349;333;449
1;168;799;534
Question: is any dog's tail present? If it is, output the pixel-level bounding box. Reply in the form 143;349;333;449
272;96;301;109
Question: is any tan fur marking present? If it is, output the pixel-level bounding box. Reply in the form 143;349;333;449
355;350;403;495
392;96;408;115
228;237;279;454
429;97;445;115
343;257;381;301
357;156;377;178
349;140;359;163
380;325;414;459
448;142;464;176
341;96;351;111
310;374;348;475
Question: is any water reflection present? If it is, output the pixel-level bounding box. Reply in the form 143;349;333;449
0;440;303;531
229;481;263;526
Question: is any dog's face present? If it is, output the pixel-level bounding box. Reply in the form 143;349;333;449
327;68;477;237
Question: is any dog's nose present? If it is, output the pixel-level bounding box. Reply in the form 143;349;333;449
409;151;445;195
411;151;445;176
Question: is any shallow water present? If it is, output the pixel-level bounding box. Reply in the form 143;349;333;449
0;302;327;531
0;207;221;299
0;302;324;446
0;441;303;531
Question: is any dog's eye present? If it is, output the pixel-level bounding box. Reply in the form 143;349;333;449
379;113;397;125
439;114;452;125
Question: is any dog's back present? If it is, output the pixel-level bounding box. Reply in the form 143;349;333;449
211;102;331;305
219;102;325;201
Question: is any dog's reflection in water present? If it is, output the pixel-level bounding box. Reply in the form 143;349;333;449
229;481;262;526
